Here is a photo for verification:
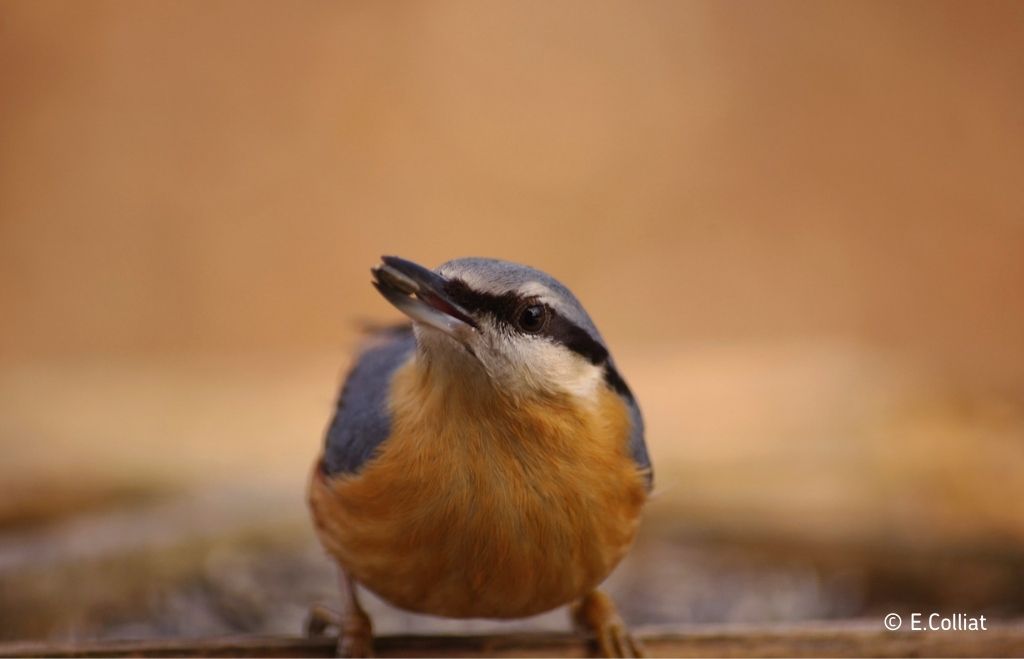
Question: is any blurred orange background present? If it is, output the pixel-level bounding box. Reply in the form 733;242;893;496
1;0;1023;642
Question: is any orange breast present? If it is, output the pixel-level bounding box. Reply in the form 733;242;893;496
308;359;647;619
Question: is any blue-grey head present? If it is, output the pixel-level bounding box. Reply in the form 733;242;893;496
371;256;634;403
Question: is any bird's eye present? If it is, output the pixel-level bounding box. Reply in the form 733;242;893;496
515;303;548;333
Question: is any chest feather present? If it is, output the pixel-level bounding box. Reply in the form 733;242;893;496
309;360;647;618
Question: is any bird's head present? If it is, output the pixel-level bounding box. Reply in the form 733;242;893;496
371;256;630;402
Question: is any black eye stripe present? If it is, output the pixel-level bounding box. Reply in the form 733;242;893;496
443;278;632;398
544;314;608;365
444;279;610;365
603;363;635;401
443;279;520;321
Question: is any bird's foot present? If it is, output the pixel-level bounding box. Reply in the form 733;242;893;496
571;590;646;658
304;604;375;657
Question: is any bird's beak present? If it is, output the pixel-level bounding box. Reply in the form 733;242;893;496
371;256;478;341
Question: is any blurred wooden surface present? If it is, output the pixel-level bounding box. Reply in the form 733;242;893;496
3;623;1024;658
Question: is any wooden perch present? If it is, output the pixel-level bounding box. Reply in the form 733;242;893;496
2;621;1024;658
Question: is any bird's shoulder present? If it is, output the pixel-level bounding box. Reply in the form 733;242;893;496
320;324;415;476
624;395;652;492
605;360;653;492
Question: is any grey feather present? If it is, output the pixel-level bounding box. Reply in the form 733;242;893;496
625;395;653;491
321;326;415;476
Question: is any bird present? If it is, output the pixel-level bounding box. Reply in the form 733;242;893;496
306;256;652;657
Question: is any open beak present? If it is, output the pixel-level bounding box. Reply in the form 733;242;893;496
371;256;478;341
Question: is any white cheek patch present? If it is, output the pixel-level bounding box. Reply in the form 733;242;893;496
415;325;477;369
504;337;603;402
460;317;603;403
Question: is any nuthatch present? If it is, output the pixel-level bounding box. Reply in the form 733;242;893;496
307;256;652;657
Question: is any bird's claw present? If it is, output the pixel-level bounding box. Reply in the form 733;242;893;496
595;619;646;658
336;628;374;658
571;590;646;658
304;604;375;657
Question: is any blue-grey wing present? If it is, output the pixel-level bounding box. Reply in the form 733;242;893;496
607;359;653;492
321;325;415;476
626;396;653;492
